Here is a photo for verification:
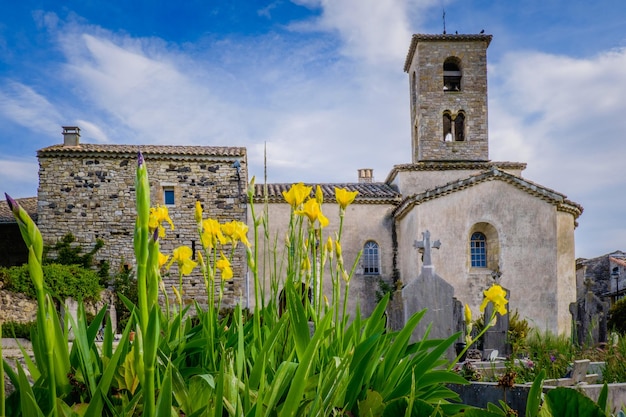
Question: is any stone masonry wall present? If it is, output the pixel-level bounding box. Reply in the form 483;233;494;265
408;38;490;162
37;148;248;309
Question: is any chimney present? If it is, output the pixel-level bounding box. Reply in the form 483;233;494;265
358;168;373;183
62;126;80;146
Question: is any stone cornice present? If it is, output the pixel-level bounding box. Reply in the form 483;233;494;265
392;167;583;220
385;161;527;184
37;144;246;162
404;33;493;72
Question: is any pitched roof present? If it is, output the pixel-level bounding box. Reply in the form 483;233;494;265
252;183;402;205
38;144;246;160
0;197;38;224
385;161;527;183
392;167;583;219
404;33;493;72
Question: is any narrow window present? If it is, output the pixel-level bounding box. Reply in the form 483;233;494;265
443;113;453;141
470;232;487;268
443;59;461;91
363;241;380;275
163;187;175;205
454;112;465;141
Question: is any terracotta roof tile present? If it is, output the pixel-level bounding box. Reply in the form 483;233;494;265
38;144;246;159
253;183;401;205
0;197;38;224
393;167;583;219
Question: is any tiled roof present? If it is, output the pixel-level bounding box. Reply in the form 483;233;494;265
385;161;527;183
252;183;402;205
403;33;493;72
610;257;626;268
38;144;246;160
392;167;583;219
0;197;38;224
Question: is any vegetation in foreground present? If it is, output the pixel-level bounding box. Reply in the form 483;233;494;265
1;152;621;416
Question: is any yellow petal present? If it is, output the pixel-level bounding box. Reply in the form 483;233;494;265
335;187;358;209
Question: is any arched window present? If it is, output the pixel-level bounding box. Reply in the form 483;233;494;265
470;232;487;268
443;58;462;91
443;111;465;142
443;112;453;141
454;112;465;141
363;241;380;275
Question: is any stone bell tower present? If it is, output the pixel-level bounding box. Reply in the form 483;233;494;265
404;34;492;162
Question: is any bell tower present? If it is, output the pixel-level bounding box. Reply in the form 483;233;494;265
404;34;492;162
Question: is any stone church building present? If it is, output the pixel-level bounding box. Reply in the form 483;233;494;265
1;33;582;336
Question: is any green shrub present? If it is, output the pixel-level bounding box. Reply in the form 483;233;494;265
1;320;37;340
43;232;110;286
112;264;137;332
609;298;626;334
1;263;102;301
602;334;626;383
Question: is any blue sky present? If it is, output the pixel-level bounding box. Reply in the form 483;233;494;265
1;0;625;259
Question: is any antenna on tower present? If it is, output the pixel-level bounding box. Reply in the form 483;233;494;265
442;8;447;34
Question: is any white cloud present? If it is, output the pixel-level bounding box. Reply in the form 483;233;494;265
490;48;626;193
0;81;62;133
0;158;39;199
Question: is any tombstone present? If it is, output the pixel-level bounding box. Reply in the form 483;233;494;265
482;287;511;358
569;280;608;347
63;298;80;341
402;230;457;360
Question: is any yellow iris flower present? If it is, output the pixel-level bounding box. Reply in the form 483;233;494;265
158;252;170;268
167;245;198;276
149;205;175;238
479;284;508;316
216;253;233;280
221;220;251;248
335;187;358;210
315;185;324;205
296;198;329;228
282;183;312;208
201;218;226;249
195;201;203;225
464;303;472;326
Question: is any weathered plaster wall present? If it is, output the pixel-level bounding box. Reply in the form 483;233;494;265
396;180;574;335
251;200;395;318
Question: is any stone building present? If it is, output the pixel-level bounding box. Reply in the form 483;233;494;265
253;33;582;335
576;251;626;306
1;33;583;335
36;127;248;307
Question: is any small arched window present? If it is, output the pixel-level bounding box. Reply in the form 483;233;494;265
454;112;465;141
470;232;487;268
443;58;462;91
443;111;465;142
363;241;380;275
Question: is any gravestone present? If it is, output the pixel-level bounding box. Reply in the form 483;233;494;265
569;280;608;347
402;230;457;359
482;273;511;357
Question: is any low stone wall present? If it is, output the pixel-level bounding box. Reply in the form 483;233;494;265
449;381;626;415
0;290;37;324
0;289;116;325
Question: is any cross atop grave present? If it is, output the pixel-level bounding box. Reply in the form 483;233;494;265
413;230;441;268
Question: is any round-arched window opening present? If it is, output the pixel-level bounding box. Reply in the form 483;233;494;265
443;59;462;91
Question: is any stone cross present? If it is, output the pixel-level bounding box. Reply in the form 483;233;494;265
413;230;441;268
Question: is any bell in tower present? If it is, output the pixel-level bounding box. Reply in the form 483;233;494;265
404;34;492;163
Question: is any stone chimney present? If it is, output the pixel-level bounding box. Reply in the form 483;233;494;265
358;168;373;183
62;126;80;146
